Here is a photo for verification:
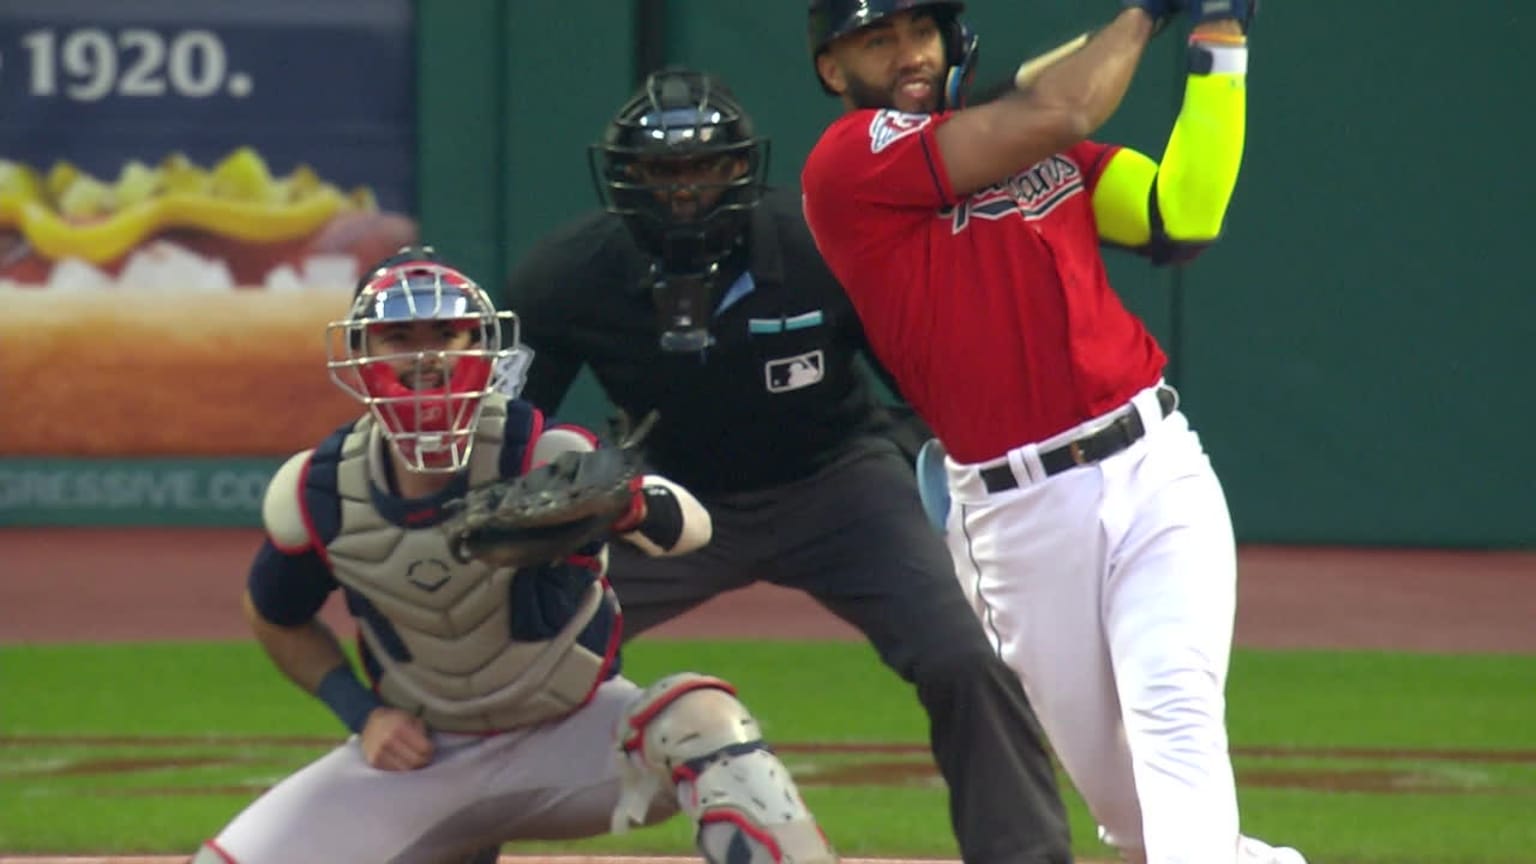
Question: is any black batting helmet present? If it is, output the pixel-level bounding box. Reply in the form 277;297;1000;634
589;67;769;275
807;0;979;110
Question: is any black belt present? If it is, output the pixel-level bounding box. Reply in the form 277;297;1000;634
979;386;1178;494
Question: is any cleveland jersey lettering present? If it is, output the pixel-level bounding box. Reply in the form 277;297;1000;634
944;155;1084;232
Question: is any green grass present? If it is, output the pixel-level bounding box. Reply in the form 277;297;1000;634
1226;651;1536;748
2;641;1535;862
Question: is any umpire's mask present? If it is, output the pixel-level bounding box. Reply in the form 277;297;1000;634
590;67;769;352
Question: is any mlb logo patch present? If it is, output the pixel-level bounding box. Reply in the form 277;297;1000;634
764;350;825;393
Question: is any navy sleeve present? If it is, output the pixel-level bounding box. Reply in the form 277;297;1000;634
247;539;338;627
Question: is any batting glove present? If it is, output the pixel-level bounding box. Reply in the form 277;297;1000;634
1122;0;1179;33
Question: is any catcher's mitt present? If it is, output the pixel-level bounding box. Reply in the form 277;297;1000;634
443;413;654;569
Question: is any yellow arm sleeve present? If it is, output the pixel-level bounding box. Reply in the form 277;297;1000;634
1091;46;1248;262
1092;148;1159;248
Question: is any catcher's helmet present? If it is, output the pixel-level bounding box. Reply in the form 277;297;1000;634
807;0;979;110
352;244;445;298
589;67;769;276
327;247;520;473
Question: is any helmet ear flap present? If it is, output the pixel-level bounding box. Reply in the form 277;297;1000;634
941;14;979;109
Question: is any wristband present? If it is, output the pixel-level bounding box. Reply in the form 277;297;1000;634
316;665;384;734
1187;40;1248;76
631;484;685;550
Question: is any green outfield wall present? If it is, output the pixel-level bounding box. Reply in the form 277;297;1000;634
6;1;1528;547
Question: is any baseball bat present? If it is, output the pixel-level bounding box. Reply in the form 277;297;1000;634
1013;32;1091;89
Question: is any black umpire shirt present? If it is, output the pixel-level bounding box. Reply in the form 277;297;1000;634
505;186;923;496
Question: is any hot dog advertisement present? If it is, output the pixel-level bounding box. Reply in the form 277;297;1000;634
1;1;416;523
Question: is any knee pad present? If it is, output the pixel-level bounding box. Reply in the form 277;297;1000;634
613;672;837;864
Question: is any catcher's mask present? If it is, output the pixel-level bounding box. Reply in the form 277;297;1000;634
590;67;769;352
807;0;979;111
326;247;520;473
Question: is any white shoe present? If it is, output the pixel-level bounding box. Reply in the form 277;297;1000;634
1239;835;1308;864
1095;828;1306;864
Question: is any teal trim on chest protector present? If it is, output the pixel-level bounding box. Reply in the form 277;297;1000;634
749;310;824;334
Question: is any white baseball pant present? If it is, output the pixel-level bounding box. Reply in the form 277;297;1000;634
942;383;1298;864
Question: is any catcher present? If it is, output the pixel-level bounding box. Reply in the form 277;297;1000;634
191;247;838;864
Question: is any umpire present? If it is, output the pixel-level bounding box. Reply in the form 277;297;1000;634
504;68;1071;864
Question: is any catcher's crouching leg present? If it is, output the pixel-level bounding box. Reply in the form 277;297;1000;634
613;673;837;864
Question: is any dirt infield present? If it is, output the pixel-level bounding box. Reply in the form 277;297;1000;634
2;528;1533;651
8;734;1535;797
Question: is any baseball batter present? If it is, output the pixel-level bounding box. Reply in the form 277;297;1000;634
190;249;837;864
800;2;1305;863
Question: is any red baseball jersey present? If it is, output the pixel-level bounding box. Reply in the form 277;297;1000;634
802;109;1167;464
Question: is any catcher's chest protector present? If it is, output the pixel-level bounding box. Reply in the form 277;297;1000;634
323;396;612;733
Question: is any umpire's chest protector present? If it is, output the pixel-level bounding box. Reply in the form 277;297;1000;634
298;396;614;733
